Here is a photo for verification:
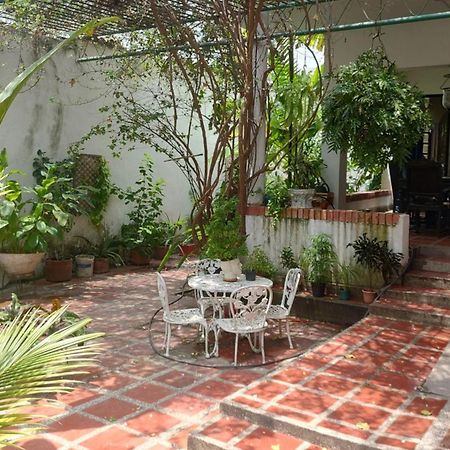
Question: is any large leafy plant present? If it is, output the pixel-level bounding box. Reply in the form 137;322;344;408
347;233;403;289
0;151;71;253
204;192;247;261
323;48;431;177
0;301;102;447
301;233;337;285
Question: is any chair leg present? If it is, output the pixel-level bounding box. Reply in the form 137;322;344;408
165;323;171;356
203;324;209;357
234;333;239;366
286;318;293;349
260;331;266;364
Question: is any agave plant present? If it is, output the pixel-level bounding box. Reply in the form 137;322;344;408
0;304;103;447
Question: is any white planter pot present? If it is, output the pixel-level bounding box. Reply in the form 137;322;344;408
0;253;44;277
220;258;242;282
288;188;315;208
75;254;95;278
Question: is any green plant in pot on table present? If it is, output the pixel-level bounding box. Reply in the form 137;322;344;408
347;233;403;304
301;233;337;297
204;192;247;282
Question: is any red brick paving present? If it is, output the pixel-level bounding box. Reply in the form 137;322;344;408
7;267;450;449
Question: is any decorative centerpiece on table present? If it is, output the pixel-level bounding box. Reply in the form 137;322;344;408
204;192;247;282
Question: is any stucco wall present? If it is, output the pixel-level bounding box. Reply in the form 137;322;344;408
0;32;197;237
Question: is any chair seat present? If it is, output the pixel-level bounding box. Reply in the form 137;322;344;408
266;304;289;320
164;308;206;325
215;317;267;334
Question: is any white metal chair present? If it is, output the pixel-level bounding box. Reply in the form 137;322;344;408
266;268;302;349
156;272;209;357
214;285;273;366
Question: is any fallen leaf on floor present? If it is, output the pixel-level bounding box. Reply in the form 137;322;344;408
344;353;356;359
356;422;370;430
271;445;280;450
420;409;433;416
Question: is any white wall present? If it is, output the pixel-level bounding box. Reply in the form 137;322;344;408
0;31;197;237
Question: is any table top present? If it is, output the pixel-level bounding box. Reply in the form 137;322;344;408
188;274;273;293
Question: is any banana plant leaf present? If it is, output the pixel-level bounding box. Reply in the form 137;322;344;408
0;16;119;125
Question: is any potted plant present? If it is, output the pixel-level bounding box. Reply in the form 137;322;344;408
114;155;164;265
347;233;403;304
0;151;71;278
45;241;74;282
301;233;337;297
92;232;124;274
336;262;357;301
243;247;277;281
323;48;431;187
204;192;247;281
280;246;298;270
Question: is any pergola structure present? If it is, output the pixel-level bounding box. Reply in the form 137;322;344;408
1;0;450;213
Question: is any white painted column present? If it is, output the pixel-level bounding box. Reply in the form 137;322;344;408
248;23;269;205
322;144;347;209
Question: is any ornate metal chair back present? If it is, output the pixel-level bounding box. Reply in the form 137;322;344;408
281;268;302;313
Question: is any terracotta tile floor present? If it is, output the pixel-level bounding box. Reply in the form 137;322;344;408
4;266;342;449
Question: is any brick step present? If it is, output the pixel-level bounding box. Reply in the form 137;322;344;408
411;255;450;273
385;286;450;307
370;297;450;327
187;414;316;450
403;270;450;289
415;245;450;259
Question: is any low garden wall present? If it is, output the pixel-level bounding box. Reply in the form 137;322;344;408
245;206;409;267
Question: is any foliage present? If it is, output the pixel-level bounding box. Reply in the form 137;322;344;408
323;48;431;176
243;247;277;278
347;233;403;289
204;191;247;261
0;299;103;446
0;150;71;253
280;246;298;270
265;175;290;224
32;150;89;218
88;157;111;227
336;262;358;288
268;42;325;190
75;230;124;267
0;17;119;125
114;154;164;252
301;234;337;285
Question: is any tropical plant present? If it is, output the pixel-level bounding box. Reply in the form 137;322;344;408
243;247;277;279
323;48;431;180
301;234;337;285
265;174;290;224
0;17;119;126
0;150;71;253
75;230;124;267
89;157;112;227
115;154;164;254
0;301;103;447
336;262;358;288
204;192;247;261
280;246;298;270
347;233;403;289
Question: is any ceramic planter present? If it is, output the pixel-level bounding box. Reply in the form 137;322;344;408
0;253;44;277
311;283;326;297
45;258;73;282
75;255;95;278
339;287;351;301
288;188;315;208
220;258;241;282
245;270;256;281
362;289;377;304
154;245;169;260
94;257;110;274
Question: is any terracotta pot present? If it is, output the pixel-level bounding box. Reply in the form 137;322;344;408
94;257;110;274
362;289;377;304
0;253;44;277
154;245;169;260
45;259;73;282
180;243;198;256
129;248;151;265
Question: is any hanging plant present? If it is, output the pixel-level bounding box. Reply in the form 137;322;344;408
323;48;431;174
